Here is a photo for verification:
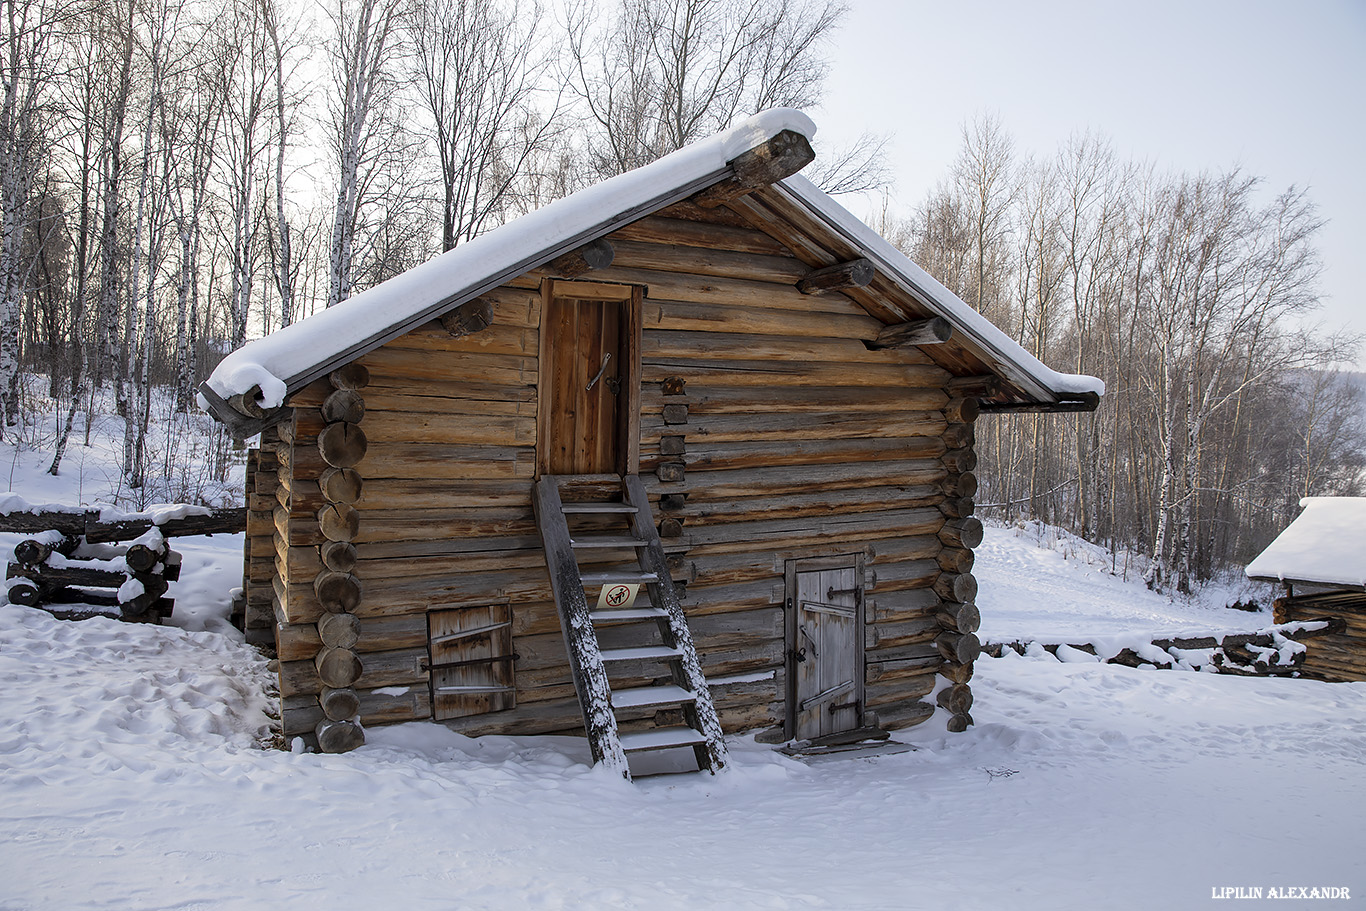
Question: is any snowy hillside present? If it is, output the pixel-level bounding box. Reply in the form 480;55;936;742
0;421;1362;910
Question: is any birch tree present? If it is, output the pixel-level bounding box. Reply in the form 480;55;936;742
324;0;404;308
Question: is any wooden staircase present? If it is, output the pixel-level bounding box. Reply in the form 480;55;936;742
533;473;728;779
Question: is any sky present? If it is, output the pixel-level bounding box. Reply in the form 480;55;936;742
812;0;1366;370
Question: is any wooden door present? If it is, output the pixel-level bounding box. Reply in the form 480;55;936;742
428;604;516;720
787;559;864;740
539;281;641;476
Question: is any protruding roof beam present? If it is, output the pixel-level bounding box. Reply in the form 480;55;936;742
865;316;953;350
439;297;494;339
796;258;875;295
693;130;816;208
547;238;615;278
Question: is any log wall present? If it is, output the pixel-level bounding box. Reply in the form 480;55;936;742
1274;591;1366;682
269;202;978;742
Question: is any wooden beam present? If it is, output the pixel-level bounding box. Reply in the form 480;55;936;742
439;297;494;339
866;317;953;350
978;391;1101;414
547;239;615;278
694;130;816;208
796;258;875;295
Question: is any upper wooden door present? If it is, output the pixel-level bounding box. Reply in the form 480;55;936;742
538;280;642;476
788;558;864;740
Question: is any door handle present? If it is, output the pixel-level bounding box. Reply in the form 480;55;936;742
586;353;612;392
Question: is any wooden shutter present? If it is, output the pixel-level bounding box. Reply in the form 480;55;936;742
428;604;516;720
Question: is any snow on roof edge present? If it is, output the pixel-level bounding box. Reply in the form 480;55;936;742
205;108;818;408
1245;496;1366;589
779;173;1105;402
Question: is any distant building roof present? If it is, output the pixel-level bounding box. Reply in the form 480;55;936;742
1245;497;1366;590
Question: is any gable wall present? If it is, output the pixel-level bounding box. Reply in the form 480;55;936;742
266;201;981;744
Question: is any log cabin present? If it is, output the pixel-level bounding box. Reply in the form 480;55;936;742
1247;497;1366;683
201;109;1102;775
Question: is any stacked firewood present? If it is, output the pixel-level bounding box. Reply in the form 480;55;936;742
3;507;245;623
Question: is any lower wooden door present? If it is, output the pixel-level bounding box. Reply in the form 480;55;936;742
787;557;864;740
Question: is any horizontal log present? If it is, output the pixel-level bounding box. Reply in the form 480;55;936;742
870;698;935;730
944;472;979;498
377;322;538;359
355;478;532;511
318;612;362;650
360;347;537;388
315;647;363;688
547;238;614;278
939;517;984;550
939;660;975;684
944;397;981;424
320;686;361;721
641;357;944;389
866;654;942;684
936;683;973;715
643;410;948;444
680;507;946;556
281;645;428;699
329;363;370;390
316;718;364;753
864;674;936;708
612;238;807;285
796;258;875;295
640;383;948;416
321;389;366;425
866;317;954;350
940;448;978;473
643;329;951;369
354;442;536;481
359;410;535;447
83;508;248;543
936;631;982;664
867;617;941;650
609;215;792;257
317;422;368;469
439;297;494;339
935;601;981;634
946;712;974;733
671;436;947;472
867;588;943;624
694;129;814;207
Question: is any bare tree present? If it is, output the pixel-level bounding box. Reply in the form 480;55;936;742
324;0;405;307
406;0;562;251
564;0;861;182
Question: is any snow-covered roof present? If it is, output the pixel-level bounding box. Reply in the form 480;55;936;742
1245;497;1366;590
201;107;1102;434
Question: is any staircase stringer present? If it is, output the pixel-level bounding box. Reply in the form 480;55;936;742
532;478;630;777
622;475;729;772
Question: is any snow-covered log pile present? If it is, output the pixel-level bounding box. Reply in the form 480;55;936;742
982;620;1346;676
1;503;245;623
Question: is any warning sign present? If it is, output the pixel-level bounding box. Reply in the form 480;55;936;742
595;582;640;611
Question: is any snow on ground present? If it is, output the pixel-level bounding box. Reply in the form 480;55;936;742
976;519;1272;644
0;414;1362;909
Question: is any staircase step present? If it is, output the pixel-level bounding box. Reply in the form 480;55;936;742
589;607;669;623
610;684;697;709
619;726;709;753
570;535;648;549
561;502;638;514
581;570;660;585
600;645;684;663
